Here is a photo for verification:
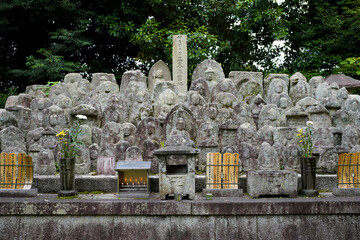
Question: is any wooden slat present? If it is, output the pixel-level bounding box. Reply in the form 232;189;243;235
213;153;222;189
17;153;26;189
9;154;17;189
354;153;360;188
206;153;213;189
23;155;33;190
337;153;346;188
229;153;239;189
4;153;12;189
223;153;230;189
0;153;6;189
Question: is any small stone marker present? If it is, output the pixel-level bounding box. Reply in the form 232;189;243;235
172;35;188;95
97;156;115;175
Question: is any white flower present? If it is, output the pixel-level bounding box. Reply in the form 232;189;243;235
306;121;313;126
76;114;87;120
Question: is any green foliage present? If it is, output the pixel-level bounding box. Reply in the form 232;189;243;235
281;0;360;76
56;117;85;159
39;81;60;97
0;87;17;108
335;57;360;78
131;18;218;79
12;48;86;83
1;0;359;91
296;122;315;158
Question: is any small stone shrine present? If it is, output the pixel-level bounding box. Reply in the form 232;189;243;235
154;145;199;200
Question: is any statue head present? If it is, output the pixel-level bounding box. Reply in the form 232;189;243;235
176;117;186;131
205;67;215;81
155;69;164;79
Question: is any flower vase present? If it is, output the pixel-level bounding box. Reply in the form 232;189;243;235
300;156;318;197
58;157;77;197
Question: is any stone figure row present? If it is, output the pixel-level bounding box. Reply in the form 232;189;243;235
1;59;360;176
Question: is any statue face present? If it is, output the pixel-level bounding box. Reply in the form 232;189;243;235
220;81;229;92
155;70;163;79
100;76;107;82
37;99;45;110
90;149;98;159
123;125;132;136
176;118;186;131
315;79;322;87
192;94;200;105
205;72;214;81
209;106;217;119
269;109;277;120
49;113;59;125
194;83;205;96
147;122;156;135
275;83;283;93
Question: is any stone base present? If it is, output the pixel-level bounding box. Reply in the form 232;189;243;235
32;174;337;194
333;187;360;196
34;174;118;193
202;188;243;197
58;190;78;197
247;170;297;198
118;192;150;198
299;189;318;197
0;189;38;198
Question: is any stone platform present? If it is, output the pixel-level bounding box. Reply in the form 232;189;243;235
33;174;337;193
0;193;359;239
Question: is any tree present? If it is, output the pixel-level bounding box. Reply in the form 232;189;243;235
280;0;360;78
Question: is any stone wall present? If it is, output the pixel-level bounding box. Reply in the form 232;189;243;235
1;197;359;239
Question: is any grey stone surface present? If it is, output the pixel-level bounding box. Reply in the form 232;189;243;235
172;35;188;95
0;189;38;197
289;79;311;104
154;146;198;200
333;187;360;196
237;142;257;172
263;74;289;98
91;73;117;91
189;78;211;102
192;59;225;91
119;70;146;96
247;170;297;198
309;75;325;97
202;188;243;197
0;125;26;153
257;142;280;170
258;104;280;128
148;60;172;97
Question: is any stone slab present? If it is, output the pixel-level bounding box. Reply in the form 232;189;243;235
33;175;118;193
202;189;243;197
172;35;187;95
0;189;38;198
333;187;360;196
32;174;336;193
247;170;297;198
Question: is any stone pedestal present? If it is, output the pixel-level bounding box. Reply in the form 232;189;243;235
247;170;297;198
333;187;360;196
154;146;199;200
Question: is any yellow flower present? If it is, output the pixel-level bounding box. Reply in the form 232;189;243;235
63;142;68;144
56;130;66;137
299;140;303;143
